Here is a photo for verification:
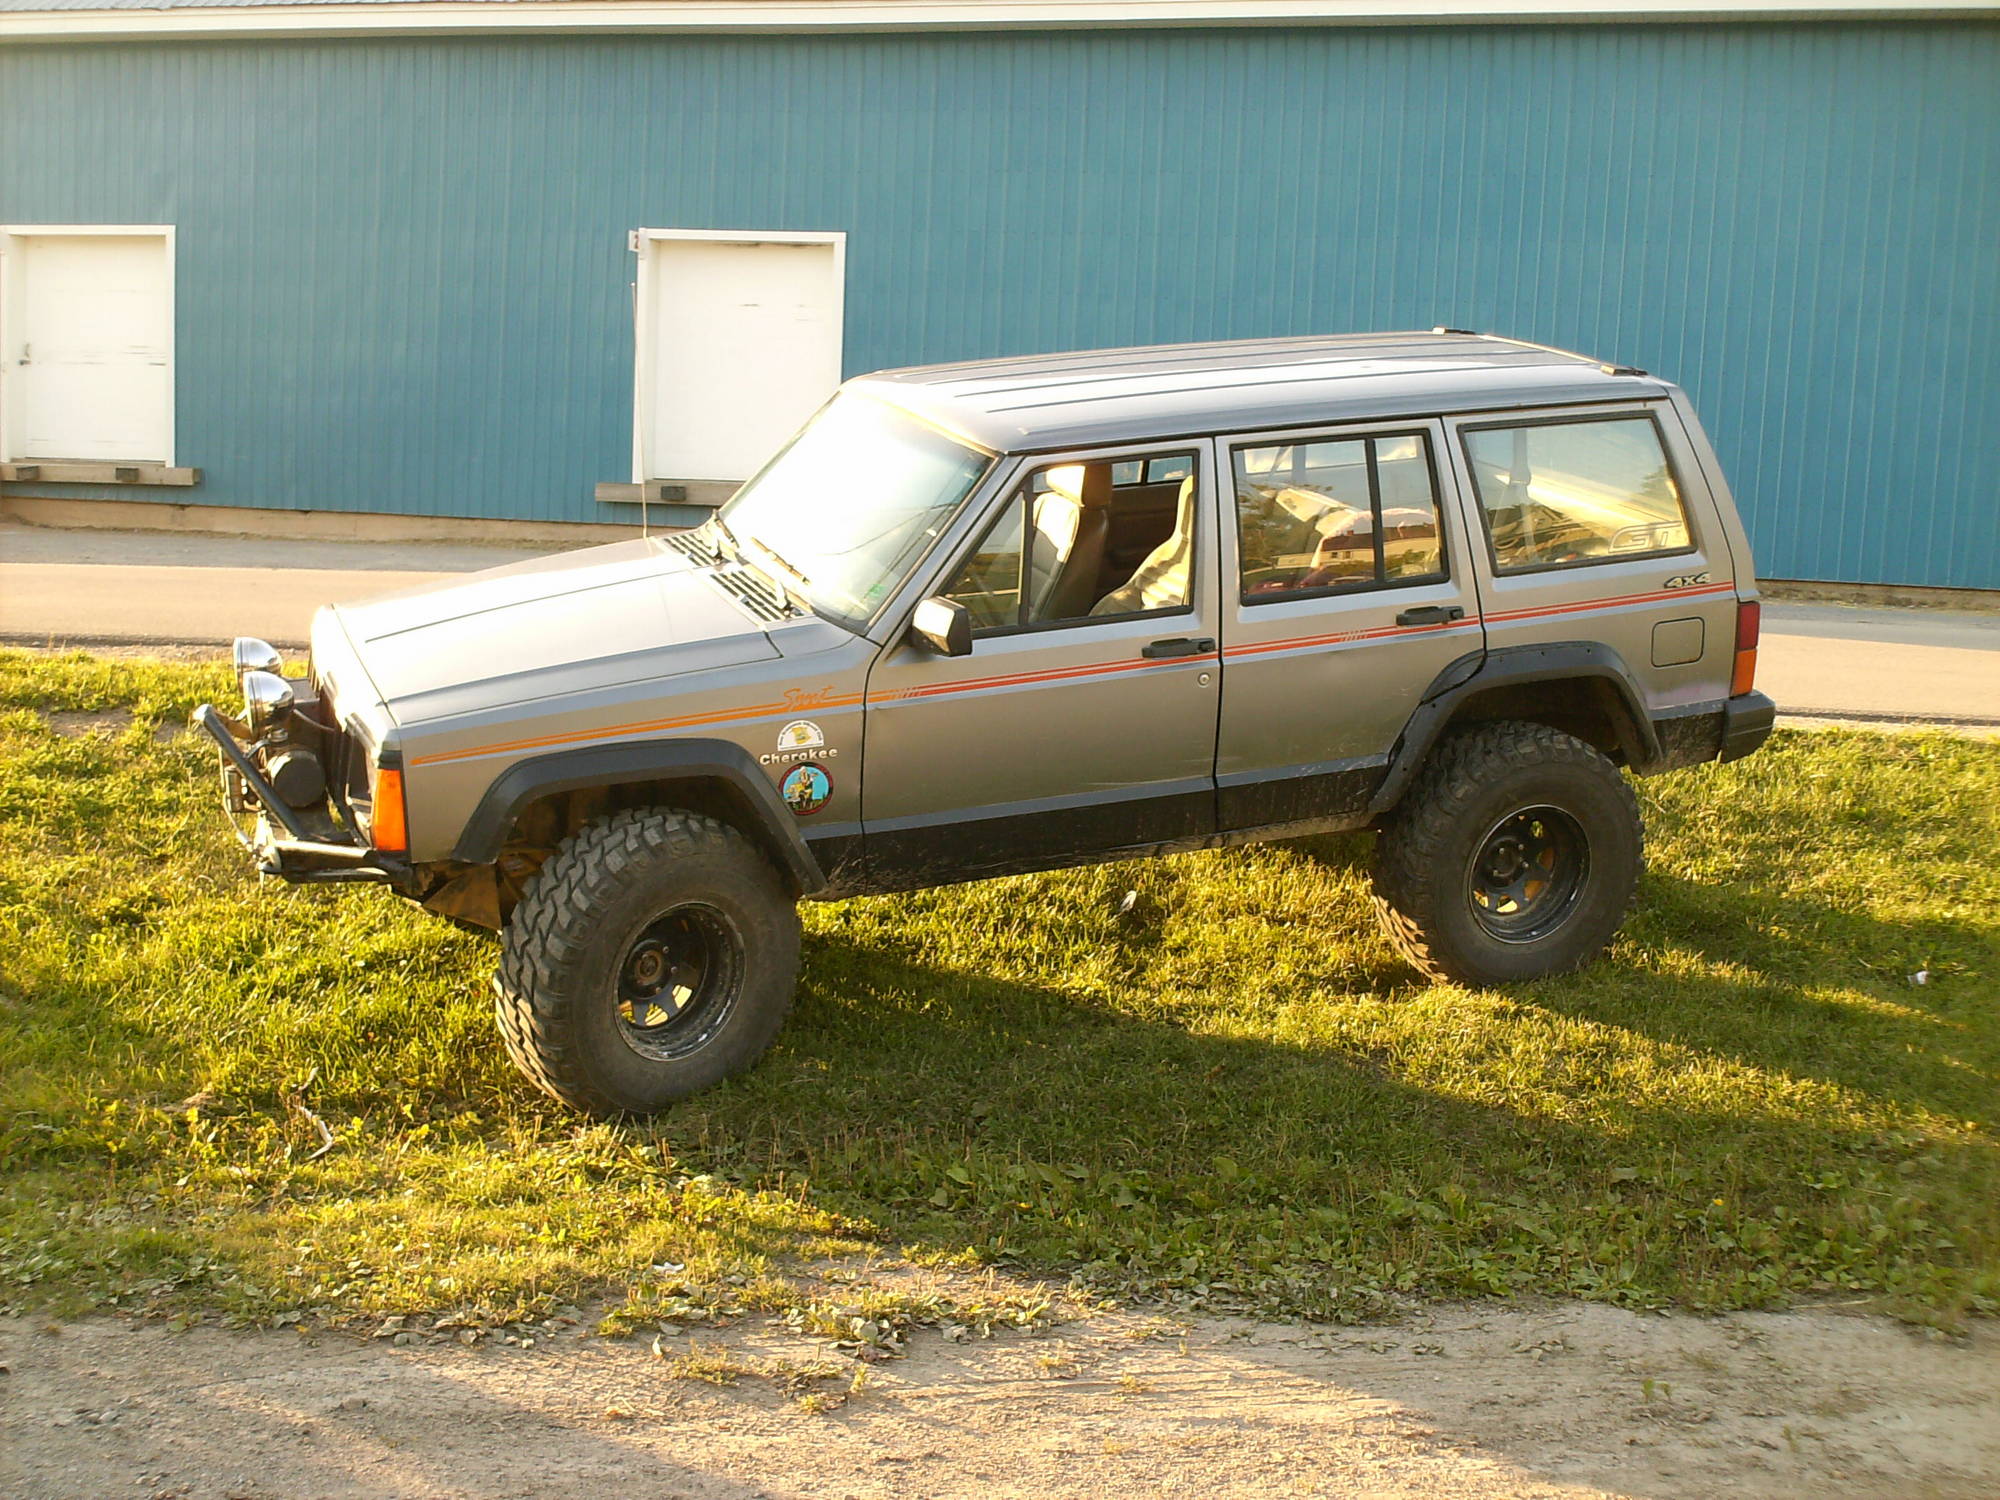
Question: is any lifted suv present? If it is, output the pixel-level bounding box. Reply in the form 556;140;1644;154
198;331;1775;1116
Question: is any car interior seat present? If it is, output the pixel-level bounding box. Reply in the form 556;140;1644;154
1090;476;1196;616
1029;463;1115;621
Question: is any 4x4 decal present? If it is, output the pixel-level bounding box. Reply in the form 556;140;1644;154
1662;570;1712;590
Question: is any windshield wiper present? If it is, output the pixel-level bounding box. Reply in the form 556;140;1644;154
739;534;816;614
695;517;803;615
705;515;741;565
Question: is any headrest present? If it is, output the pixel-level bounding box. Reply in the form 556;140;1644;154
1080;464;1114;509
1040;464;1085;504
1040;462;1114;510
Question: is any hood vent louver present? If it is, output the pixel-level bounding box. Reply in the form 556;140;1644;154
664;527;792;623
710;564;792;623
666;529;720;564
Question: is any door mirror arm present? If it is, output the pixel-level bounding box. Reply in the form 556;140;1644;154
908;596;973;658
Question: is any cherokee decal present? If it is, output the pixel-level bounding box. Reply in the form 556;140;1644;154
762;720;837;767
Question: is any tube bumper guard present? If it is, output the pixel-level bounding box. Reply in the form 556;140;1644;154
193;703;403;885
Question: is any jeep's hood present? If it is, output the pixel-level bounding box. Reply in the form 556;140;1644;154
325;537;780;721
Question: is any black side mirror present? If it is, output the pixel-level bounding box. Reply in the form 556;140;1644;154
908;596;972;658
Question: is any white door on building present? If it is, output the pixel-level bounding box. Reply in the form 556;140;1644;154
2;230;173;463
636;232;843;484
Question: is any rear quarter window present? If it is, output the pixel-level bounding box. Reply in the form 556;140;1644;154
1461;414;1693;574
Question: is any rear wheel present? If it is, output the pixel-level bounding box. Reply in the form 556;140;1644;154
495;807;799;1116
1371;720;1642;985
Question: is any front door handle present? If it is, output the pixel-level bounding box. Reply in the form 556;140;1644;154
1396;604;1466;627
1141;636;1217;660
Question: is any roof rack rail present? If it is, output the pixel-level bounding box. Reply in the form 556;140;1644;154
1600;362;1649;377
1431;326;1479;336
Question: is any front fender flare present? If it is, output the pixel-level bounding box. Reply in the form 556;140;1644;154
450;738;825;895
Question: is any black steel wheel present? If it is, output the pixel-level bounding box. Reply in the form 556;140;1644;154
495;807;800;1116
1466;805;1590;944
1371;720;1642;986
615;904;743;1061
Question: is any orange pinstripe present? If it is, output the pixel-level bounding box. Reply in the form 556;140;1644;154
411;582;1732;766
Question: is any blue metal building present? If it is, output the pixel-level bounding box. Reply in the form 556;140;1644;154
2;1;1995;589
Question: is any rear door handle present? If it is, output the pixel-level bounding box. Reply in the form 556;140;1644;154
1141;636;1217;660
1396;605;1466;627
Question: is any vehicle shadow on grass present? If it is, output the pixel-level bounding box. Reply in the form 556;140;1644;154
719;929;1598;1193
685;934;1821;1299
1270;829;1374;873
660;856;2000;1321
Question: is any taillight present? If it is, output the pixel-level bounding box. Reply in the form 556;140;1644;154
1730;599;1760;697
368;765;408;853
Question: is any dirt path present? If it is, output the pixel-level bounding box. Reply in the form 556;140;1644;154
4;1301;1995;1500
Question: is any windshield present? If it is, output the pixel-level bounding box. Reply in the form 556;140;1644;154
719;391;992;627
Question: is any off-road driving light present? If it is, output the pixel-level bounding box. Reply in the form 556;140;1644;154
368;766;408;853
1730;600;1761;697
241;669;295;729
232;636;283;677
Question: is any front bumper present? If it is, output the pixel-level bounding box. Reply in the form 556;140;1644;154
194;703;407;886
1720;690;1778;763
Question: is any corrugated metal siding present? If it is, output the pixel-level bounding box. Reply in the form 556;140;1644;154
1;24;1995;586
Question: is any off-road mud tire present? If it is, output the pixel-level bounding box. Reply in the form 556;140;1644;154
1371;720;1643;986
494;807;800;1116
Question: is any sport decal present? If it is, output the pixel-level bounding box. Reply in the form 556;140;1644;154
780;764;832;816
782;686;843;712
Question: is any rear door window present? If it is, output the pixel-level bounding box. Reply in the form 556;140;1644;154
1461;414;1693;573
1231;431;1447;600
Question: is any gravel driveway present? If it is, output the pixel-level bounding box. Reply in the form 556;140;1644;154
5;1300;1995;1499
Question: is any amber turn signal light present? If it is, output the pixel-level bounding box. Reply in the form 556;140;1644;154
1730;599;1760;697
368;765;408;853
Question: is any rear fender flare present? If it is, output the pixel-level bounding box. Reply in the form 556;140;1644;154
451;738;824;895
1368;642;1661;816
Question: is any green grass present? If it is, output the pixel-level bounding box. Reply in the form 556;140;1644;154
2;647;1997;1335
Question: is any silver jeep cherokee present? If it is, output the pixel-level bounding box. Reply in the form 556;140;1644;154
198;331;1777;1116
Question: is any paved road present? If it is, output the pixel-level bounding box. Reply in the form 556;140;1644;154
0;520;555;649
1761;602;2000;724
3;520;1996;724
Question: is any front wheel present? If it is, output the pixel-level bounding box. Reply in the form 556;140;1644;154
495;807;800;1116
1371;720;1643;986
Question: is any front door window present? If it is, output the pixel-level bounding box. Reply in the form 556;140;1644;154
940;453;1199;631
